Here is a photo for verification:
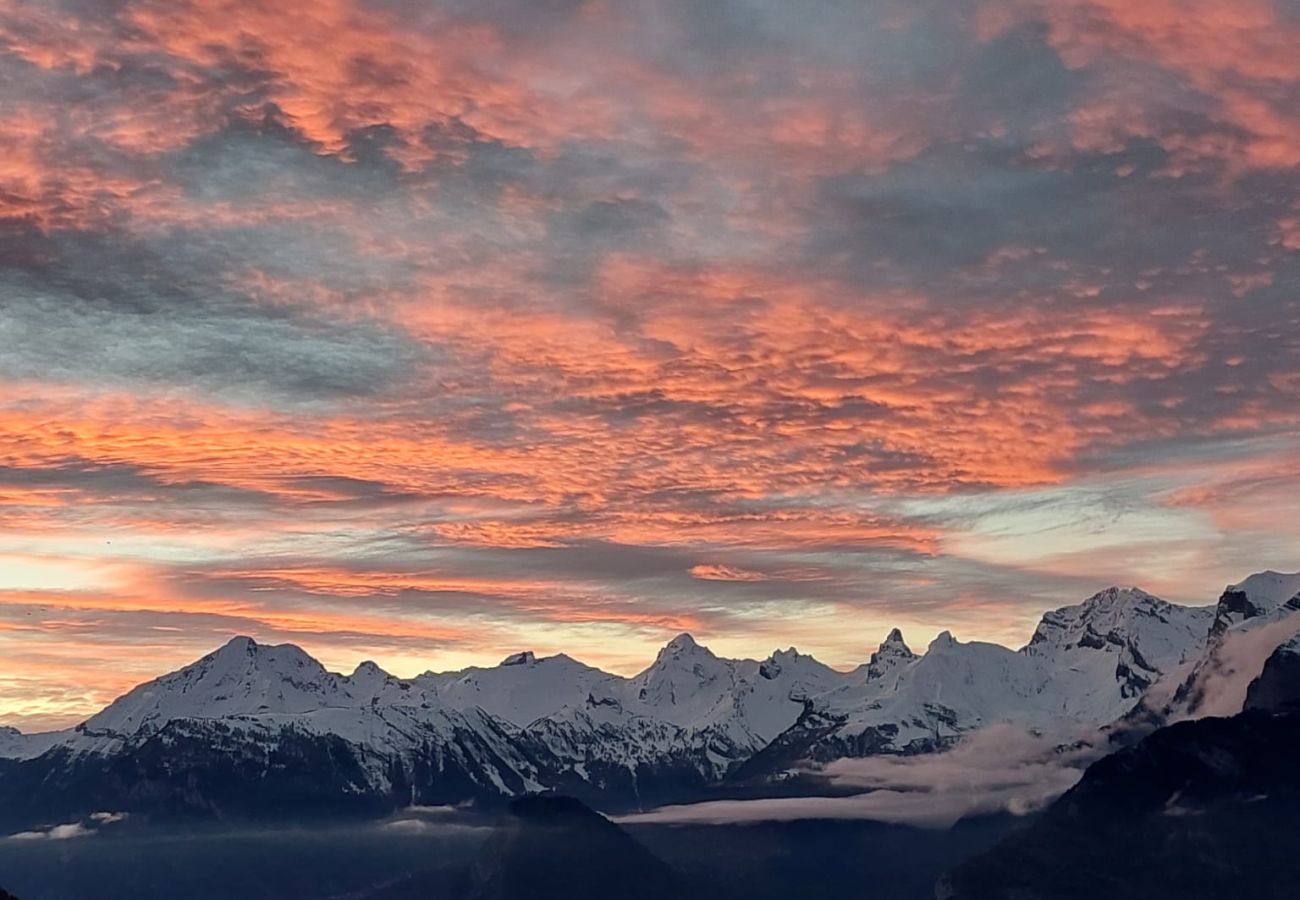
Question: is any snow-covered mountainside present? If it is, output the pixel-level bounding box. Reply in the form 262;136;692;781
415;651;623;727
1024;587;1214;720
0;633;858;823
80;637;356;739
415;633;855;787
741;587;1219;772
1;571;1296;829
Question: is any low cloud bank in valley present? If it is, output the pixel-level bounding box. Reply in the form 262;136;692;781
1181;617;1300;719
619;725;1104;828
8;812;128;841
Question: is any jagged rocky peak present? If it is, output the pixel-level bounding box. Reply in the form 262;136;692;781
759;647;796;679
879;627;912;653
1212;570;1300;636
645;632;723;671
645;634;725;677
864;627;916;681
1024;585;1212;671
759;646;825;681
632;633;731;713
500;651;537;667
1031;586;1161;637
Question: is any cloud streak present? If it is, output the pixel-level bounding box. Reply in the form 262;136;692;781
619;724;1103;827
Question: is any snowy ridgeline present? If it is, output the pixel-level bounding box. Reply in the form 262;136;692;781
1;572;1298;819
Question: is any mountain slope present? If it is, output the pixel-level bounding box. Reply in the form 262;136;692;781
938;708;1300;900
0;638;566;829
939;636;1300;899
742;587;1218;775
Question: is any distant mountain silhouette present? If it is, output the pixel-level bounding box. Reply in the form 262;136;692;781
469;795;682;900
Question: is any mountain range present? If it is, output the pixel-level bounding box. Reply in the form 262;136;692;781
2;570;1298;832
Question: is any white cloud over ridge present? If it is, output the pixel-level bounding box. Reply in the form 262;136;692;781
619;724;1104;828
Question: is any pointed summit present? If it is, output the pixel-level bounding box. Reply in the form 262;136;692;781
649;633;718;667
663;633;702;654
864;627;916;682
79;636;348;738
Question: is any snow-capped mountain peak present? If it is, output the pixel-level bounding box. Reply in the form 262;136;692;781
418;651;623;727
345;659;413;704
928;630;959;651
78;636;352;738
657;632;711;659
1212;570;1300;636
1026;586;1211;660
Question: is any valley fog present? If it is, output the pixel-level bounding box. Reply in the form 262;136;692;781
0;812;1018;900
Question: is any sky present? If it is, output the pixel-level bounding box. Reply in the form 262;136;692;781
1;0;1298;731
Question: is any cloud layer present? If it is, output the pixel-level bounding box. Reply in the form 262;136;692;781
618;724;1103;827
1;0;1298;728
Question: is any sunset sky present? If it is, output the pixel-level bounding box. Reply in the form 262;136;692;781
1;0;1298;731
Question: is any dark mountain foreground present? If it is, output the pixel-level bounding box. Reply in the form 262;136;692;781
940;644;1300;900
468;795;682;900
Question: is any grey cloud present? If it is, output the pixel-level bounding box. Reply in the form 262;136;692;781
0;459;274;506
0;225;427;404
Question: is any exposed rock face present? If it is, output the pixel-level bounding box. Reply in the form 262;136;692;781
938;709;1300;900
864;628;917;684
1245;634;1300;713
469;795;681;900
